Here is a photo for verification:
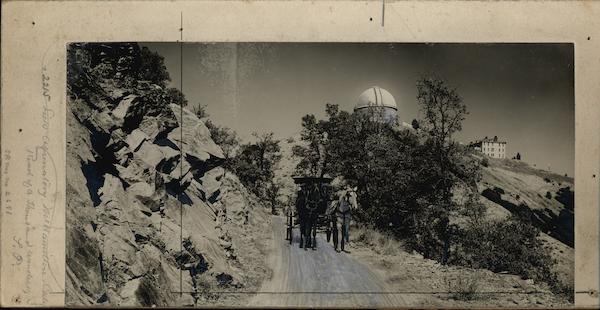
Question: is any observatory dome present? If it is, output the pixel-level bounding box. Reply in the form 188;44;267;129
355;86;397;111
354;86;398;124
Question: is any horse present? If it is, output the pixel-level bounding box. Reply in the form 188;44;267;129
326;187;358;252
297;182;324;250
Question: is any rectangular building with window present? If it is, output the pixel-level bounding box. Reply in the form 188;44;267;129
469;136;507;159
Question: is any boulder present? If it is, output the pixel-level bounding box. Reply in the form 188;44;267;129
114;147;131;166
128;182;154;199
99;174;125;205
125;129;149;152
168;104;224;161
117;278;141;305
133;141;165;168
162;159;193;191
200;167;224;203
115;159;156;187
107;128;128;153
91;110;116;133
119;94;178;136
160;217;191;253
139;115;178;141
129;182;163;213
157;146;181;174
132;140;181;173
98;224;137;264
111;94;138;126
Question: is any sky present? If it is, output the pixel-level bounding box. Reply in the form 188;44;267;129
143;43;574;177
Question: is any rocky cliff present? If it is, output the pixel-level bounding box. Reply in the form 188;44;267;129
66;43;270;306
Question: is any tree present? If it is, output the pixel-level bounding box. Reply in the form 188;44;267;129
252;132;282;181
194;103;210;119
137;46;171;88
293;96;482;263
295;102;431;231
516;152;521;160
292;104;337;177
292;114;323;176
232;132;282;210
265;181;282;215
416;76;469;264
166;87;188;106
206;120;239;175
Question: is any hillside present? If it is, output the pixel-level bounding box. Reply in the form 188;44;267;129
66;43;270;306
476;155;574;289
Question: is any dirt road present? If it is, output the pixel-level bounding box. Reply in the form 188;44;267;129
250;216;411;307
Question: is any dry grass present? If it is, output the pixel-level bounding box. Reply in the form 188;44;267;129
193;273;220;302
350;224;405;256
445;272;481;301
477;154;573;184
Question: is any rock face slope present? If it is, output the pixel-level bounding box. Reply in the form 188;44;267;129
66;43;268;306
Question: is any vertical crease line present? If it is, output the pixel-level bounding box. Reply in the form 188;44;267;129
179;11;184;298
382;0;385;27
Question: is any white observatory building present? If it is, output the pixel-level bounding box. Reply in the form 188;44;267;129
354;86;398;124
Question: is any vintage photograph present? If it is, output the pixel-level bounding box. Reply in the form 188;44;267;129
66;42;574;307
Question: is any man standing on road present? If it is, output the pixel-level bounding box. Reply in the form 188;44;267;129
333;185;357;252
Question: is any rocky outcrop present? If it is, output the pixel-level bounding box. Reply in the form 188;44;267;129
66;43;267;306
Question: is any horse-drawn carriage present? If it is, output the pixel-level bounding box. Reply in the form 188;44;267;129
285;176;333;250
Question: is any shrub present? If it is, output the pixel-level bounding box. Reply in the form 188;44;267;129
481;158;489;167
551;278;574;303
555;186;574;211
411;119;420;130
450;216;555;285
545;191;552;199
446;273;480;301
481;188;501;203
91;62;115;79
493;186;505;195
